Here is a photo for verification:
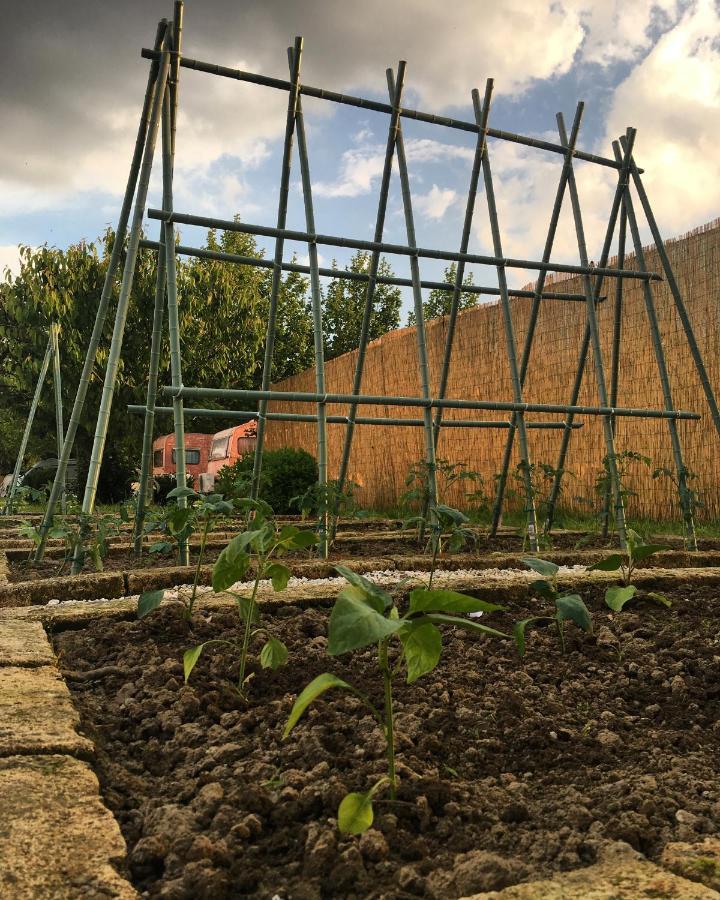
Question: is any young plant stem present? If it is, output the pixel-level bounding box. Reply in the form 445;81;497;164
238;567;262;695
378;639;397;801
428;538;439;590
187;516;211;619
557;619;566;654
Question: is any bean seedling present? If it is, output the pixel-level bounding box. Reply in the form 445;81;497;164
514;557;593;655
284;564;509;834
587;528;671;611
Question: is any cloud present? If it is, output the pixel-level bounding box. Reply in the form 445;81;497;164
0;245;28;278
415;184;458;220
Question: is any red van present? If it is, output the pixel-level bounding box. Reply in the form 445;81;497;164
152;433;214;485
205;422;258;487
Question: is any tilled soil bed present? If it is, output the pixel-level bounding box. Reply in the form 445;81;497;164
55;585;720;899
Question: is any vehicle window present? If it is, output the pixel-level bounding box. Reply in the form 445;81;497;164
172;449;201;465
210;436;230;460
153;450;163;467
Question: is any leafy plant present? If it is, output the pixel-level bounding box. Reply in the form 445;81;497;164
183;499;317;696
138;488;235;621
401;457;484;544
652;465;702;551
514;557;593;655
153;473;195;505
587;528;670;611
215;447;318;513
284;565;509;834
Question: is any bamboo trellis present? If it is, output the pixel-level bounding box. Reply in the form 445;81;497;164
33;0;719;565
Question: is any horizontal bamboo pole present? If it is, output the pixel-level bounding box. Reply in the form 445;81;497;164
160;386;700;420
127;404;582;429
138;239;595;302
139;47;638;172
147;209;661;282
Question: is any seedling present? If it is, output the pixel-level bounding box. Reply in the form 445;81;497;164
587;528;671;611
652;465;702;551
284;564;509;834
514;557;593;655
401;457;483;544
183;499;317;696
138;489;236;621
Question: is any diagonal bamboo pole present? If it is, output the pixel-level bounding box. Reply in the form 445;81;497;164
490;102;584;536
620;136;720;438
49;320;66;515
553;113;627;546
34;19;169;561
2;338;53;515
70;42;171;573
613;139;697;550
333;61;406;522
249;37;303;509
543;130;638;537
388;66;439;546
289;45;328;557
475;89;539;551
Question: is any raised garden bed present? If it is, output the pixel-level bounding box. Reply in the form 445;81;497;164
51;576;720;899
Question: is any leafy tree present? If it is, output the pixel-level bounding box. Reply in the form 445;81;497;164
406;263;477;326
322;251;401;360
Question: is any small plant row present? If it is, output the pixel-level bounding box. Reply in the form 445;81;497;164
137;493;672;836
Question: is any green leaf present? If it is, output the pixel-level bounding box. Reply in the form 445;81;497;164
424;613;509;639
183;644;205;681
266;562;291;592
521;557;559;577
137;589;165;619
328;589;402;655
148;540;173;555
632;544;668;563
167;486;198;499
228;592;260;624
260;636;288;669
513;617;540;657
334;564;393;610
401;622;442;683
408;588;504;615
283;673;354;738
287;530;319;550
587;554;624;572
338;791;374;835
528;579;556;601
212;540;251;592
435;504;469;525
646;591;672;608
604;584;637;612
555;594;593;633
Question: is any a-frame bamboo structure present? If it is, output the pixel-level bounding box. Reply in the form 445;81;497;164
34;0;719;568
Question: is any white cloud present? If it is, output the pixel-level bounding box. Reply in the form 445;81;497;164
0;245;27;278
415;184;458;220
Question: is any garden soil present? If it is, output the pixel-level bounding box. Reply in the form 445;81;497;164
55;585;719;899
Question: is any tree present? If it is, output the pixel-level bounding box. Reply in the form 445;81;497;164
406;263;477;326
322;252;402;360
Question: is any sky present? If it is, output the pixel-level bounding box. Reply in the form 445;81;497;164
0;0;718;320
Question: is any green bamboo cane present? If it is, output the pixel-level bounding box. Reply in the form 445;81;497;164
289;45;328;558
474;87;539;551
556;112;626;546
387;66;439;546
33;19;169;561
613;139;697;550
249;36;304;509
2;338;52;515
49;321;66;515
70;42;171;574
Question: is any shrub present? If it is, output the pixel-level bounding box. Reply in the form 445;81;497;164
216;448;318;514
153;473;195;505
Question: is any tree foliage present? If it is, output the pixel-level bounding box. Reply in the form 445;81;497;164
406;263;477;326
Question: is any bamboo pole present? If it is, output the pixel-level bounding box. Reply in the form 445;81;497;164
127;404;584;428
49;321;66;515
70;42;171;574
137;238;594;302
33;19;169;561
249;37;303;509
333;61;406;519
148;209;661;282
614;139;697;550
2;338;53;515
289;45;328;557
139;47;637;171
553;112;626;546
490;102;584;536
162;385;699;420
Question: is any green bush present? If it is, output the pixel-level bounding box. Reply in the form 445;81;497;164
216;448;318;514
153;473;195;505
